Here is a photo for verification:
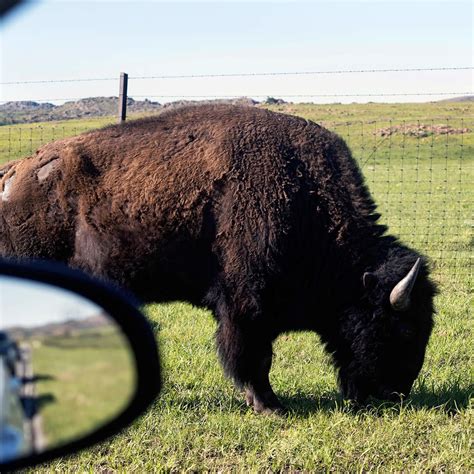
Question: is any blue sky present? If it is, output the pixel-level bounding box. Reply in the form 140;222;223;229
1;1;472;103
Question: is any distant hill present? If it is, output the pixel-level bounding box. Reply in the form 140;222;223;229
0;96;269;125
0;97;162;125
437;95;473;103
160;96;259;111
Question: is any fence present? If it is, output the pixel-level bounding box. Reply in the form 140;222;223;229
0;68;473;286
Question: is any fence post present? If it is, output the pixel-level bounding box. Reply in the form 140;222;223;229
118;72;128;123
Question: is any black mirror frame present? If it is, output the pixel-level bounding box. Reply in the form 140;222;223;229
0;258;161;471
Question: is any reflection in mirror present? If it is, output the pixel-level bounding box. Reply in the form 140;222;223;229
0;276;136;463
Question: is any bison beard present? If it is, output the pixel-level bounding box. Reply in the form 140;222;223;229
0;105;436;413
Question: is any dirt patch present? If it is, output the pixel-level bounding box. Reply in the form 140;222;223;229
374;123;471;137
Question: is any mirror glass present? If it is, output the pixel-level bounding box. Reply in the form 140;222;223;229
0;276;136;463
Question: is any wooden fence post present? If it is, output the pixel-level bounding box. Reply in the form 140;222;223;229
118;72;128;123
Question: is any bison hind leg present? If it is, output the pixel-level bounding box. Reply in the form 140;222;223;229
215;316;286;415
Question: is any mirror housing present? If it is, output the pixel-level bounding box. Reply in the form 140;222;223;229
0;258;161;471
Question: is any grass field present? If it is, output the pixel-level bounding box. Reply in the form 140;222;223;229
0;101;472;471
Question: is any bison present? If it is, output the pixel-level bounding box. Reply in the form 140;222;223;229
0;104;436;413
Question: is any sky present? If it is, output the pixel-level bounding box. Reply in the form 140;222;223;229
1;1;472;104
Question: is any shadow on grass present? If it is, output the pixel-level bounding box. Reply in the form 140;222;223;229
409;380;473;413
21;393;56;418
160;382;472;418
156;390;249;414
281;381;473;417
158;388;343;416
286;384;472;417
281;392;343;416
21;373;56;384
36;393;57;411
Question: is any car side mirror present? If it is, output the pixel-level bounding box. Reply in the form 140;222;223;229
0;259;161;471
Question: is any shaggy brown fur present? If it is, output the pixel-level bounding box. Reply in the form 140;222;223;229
0;105;436;413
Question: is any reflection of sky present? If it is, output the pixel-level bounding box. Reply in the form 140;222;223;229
0;276;105;329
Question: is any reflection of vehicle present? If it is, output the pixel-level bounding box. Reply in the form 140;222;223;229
0;332;21;375
0;359;32;463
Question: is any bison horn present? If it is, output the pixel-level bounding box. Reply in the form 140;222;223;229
389;258;422;311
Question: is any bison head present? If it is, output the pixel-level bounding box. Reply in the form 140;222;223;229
336;255;436;404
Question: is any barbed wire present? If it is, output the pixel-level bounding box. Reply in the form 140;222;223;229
0;97;92;103
132;92;473;98
2;66;472;85
1;91;472;104
130;67;474;80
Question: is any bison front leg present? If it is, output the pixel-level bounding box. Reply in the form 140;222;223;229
243;352;286;415
216;319;286;415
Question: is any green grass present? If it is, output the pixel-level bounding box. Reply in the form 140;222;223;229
31;326;135;449
32;295;473;472
0;112;158;165
0;117;115;165
0;101;472;471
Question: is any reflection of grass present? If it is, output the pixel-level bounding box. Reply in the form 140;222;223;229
42;329;128;350
31;326;135;449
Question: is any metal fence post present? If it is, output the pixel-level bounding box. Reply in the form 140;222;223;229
118;72;128;123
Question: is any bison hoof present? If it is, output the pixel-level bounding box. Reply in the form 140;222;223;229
254;404;287;416
245;388;287;415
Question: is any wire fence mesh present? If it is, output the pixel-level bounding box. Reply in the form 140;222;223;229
0;113;472;286
329;117;473;286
